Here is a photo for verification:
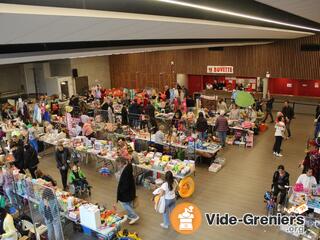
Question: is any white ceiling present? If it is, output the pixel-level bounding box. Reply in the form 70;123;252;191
0;3;313;45
0;41;273;65
256;0;320;23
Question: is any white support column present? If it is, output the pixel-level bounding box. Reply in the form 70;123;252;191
176;73;188;88
262;77;269;98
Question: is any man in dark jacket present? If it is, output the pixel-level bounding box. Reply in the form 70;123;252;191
121;105;128;125
55;143;70;190
262;95;274;123
281;101;294;138
116;157;139;225
145;101;155;119
165;85;170;101
272;165;290;211
11;135;25;173
24;143;39;179
128;100;139;128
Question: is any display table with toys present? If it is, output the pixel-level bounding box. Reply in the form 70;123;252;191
11;170;127;239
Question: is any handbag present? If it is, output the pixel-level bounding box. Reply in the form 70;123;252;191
133;196;139;209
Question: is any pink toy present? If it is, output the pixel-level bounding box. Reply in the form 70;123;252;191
186;136;194;142
173;98;179;112
294;183;304;192
181;98;187;113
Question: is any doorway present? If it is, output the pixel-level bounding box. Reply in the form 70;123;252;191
75;76;89;95
60;81;69;99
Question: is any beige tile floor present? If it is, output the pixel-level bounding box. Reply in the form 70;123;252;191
39;114;314;240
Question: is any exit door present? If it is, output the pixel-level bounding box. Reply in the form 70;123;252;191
75;76;89;95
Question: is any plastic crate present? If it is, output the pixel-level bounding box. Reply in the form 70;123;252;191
81;226;92;236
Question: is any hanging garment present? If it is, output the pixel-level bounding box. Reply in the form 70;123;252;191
33;104;39;123
66;112;73;133
169;89;175;102
43;111;51;122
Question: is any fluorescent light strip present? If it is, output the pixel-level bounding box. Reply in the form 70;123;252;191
156;0;320;32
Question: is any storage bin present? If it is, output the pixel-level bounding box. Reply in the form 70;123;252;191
259;123;268;132
81;226;92;236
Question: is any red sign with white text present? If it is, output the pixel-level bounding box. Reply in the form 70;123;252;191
207;66;233;74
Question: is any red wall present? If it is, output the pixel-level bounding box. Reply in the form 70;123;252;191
269;78;320;97
188;75;203;95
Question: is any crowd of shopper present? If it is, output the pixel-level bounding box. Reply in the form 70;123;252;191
0;82;319;237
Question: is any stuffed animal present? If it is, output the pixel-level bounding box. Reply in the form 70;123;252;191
117;229;141;240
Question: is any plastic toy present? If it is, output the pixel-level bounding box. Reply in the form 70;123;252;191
178;177;195;198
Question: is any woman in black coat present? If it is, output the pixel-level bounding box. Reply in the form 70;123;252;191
11;136;25;173
55;143;70;191
24;143;39;179
116;157;139;225
121;105;128;125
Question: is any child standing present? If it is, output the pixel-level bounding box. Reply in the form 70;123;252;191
273;116;286;157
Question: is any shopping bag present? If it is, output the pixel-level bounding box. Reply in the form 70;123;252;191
157;196;165;214
154;194;165;214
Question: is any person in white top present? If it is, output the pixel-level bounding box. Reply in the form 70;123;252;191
247;106;257;123
273;115;286;157
154;125;165;152
229;104;240;121
159;171;178;229
217;99;228;113
296;168;317;191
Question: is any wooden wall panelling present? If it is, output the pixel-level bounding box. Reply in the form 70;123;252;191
109;35;320;89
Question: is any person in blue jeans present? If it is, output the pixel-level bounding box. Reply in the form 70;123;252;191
2;167;15;206
116;157;140;225
159;171;178;229
195;112;208;141
39;188;63;240
28;123;39;153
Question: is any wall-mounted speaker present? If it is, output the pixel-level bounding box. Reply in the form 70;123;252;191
301;44;320;51
72;68;78;78
208;47;224;51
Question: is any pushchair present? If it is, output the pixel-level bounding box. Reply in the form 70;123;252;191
264;185;291;215
69;178;91;197
68;166;92;197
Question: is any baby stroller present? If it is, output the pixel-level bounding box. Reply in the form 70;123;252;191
69;179;91;197
264;191;276;216
68;166;92;197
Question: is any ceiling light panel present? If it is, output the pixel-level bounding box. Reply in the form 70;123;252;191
155;0;320;32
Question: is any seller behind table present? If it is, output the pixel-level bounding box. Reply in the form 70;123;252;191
229;104;240;121
154;125;165;152
217;99;228;113
296;168;317;191
82;117;94;139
